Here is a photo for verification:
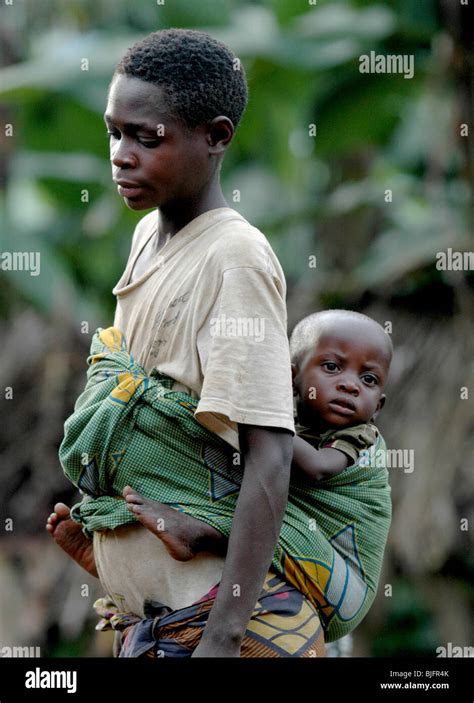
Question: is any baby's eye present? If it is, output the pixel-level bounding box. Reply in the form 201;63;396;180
322;361;339;372
362;374;378;385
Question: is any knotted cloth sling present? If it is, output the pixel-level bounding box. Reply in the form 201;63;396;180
60;327;391;643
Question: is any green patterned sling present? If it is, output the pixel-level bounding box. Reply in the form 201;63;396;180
60;327;391;642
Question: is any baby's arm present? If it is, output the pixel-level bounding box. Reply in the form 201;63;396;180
292;435;351;482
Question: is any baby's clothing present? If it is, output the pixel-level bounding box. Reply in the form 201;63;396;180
295;422;379;465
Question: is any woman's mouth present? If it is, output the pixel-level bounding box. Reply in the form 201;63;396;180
117;183;143;198
114;178;145;198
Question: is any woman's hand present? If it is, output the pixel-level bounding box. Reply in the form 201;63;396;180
191;639;241;658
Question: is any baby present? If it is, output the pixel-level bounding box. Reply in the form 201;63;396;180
290;308;391;481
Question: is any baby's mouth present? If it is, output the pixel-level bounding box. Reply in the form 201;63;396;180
328;398;356;415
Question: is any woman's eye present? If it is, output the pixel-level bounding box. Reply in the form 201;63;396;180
138;138;161;148
105;130;160;148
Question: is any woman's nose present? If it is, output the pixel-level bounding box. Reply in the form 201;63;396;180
111;140;137;169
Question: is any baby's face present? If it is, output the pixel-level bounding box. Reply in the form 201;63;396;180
293;322;391;433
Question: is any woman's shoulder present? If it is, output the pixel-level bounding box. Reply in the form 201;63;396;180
206;214;284;279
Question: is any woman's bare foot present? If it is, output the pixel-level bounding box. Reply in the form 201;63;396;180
46;503;98;578
123;486;227;561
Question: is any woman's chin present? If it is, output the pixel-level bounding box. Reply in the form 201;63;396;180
123;197;158;211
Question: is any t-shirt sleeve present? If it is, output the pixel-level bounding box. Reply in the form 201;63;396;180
194;265;295;447
320;424;379;464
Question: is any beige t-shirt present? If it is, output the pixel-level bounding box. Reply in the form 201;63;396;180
95;206;294;615
113;206;294;451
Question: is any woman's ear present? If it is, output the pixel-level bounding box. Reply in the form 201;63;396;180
206;116;234;154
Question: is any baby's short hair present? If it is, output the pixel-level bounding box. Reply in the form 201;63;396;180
114;28;248;130
290;309;393;367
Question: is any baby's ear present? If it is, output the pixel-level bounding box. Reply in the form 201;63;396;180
291;363;298;388
371;394;386;421
291;364;301;396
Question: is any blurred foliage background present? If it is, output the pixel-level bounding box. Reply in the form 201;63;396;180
0;0;472;657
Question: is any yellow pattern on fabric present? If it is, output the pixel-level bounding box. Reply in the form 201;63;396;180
99;327;124;352
110;372;146;404
245;574;323;656
283;556;332;610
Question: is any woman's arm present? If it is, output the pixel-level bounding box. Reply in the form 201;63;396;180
192;424;293;657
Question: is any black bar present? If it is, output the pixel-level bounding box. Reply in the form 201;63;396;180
0;657;471;701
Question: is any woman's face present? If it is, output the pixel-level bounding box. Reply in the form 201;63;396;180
105;74;211;211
